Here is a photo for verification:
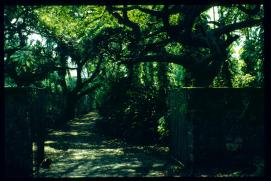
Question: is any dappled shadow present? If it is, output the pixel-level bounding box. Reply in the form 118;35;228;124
36;111;174;177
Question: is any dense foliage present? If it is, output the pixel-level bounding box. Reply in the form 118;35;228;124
96;78;168;144
4;4;263;143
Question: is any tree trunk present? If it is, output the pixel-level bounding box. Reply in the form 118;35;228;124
191;73;215;87
64;93;78;121
158;62;169;90
142;63;149;85
149;63;155;85
127;64;134;86
76;63;83;87
132;63;141;86
157;62;169;113
220;61;232;87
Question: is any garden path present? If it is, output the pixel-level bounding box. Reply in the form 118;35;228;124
36;112;178;177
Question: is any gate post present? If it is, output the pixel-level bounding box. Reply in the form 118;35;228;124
31;89;47;170
5;88;33;177
168;89;194;166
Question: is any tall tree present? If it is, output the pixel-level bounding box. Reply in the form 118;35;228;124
4;6;58;87
33;6;112;120
106;5;263;86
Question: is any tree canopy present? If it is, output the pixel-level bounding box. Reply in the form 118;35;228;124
4;4;264;123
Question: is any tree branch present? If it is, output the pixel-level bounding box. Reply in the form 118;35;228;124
110;5;163;17
207;21;221;27
237;5;261;16
119;53;196;70
139;39;172;55
133;6;163;17
224;35;240;48
5;47;31;56
182;5;212;36
77;82;103;98
106;5;140;33
71;55;103;95
143;27;167;39
213;19;262;37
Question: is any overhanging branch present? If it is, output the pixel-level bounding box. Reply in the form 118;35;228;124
224;35;240;48
107;5;140;33
119;53;195;70
237;5;261;16
71;55;103;95
213;19;262;37
77;82;103;98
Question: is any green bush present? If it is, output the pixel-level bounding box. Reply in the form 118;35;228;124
157;116;169;144
96;78;167;144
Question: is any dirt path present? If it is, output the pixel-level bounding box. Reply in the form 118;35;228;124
36;112;179;177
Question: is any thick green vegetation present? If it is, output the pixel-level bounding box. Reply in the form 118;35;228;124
4;5;263;143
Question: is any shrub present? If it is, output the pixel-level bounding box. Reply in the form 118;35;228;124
96;78;167;144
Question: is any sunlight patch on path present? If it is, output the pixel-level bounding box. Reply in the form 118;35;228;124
36;112;173;177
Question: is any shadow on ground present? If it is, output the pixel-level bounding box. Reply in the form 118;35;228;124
36;112;176;177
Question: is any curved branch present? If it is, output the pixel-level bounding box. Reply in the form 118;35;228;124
109;5;163;17
207;21;221;27
77;82;103;98
71;54;103;95
182;5;212;36
224;35;240;48
237;5;261;16
135;6;163;17
106;5;140;34
213;19;262;37
140;39;172;55
119;53;196;70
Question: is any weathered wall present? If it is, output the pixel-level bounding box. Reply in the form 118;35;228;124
5;87;47;177
5;88;32;177
168;88;264;168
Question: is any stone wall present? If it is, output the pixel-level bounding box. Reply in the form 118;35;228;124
5;87;48;177
168;88;264;168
